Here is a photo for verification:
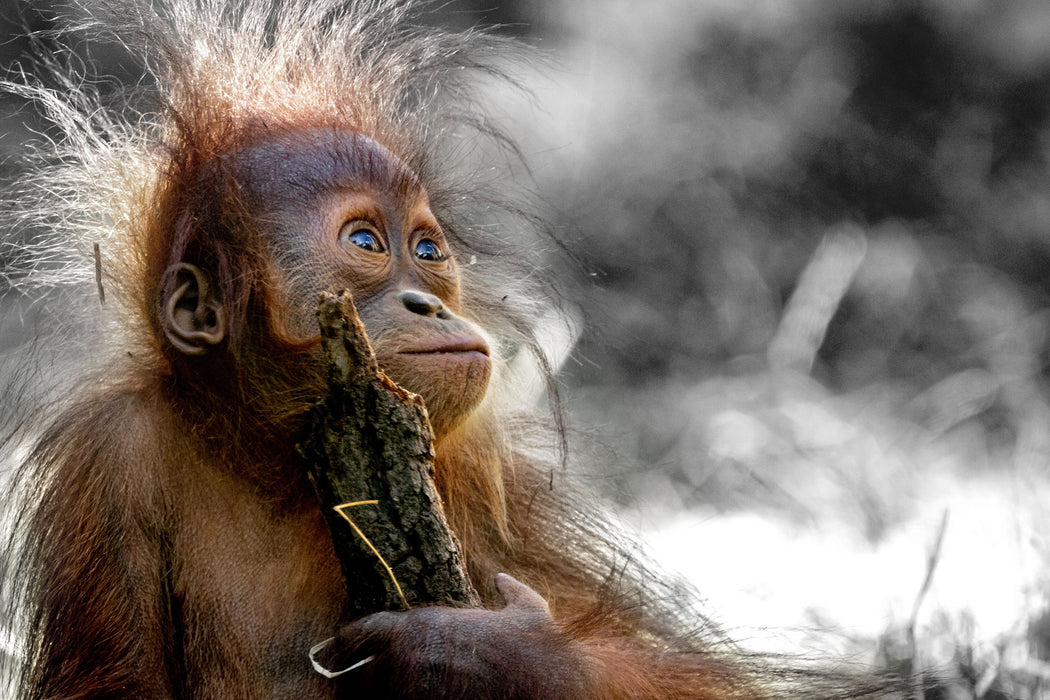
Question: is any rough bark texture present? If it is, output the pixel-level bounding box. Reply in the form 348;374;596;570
299;291;480;616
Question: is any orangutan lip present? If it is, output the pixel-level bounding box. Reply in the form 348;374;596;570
399;340;490;356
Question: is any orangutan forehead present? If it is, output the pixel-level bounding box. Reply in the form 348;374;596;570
232;129;424;204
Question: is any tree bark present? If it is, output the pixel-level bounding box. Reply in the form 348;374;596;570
298;290;480;617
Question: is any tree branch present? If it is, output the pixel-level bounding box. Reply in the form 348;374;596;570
298;290;480;617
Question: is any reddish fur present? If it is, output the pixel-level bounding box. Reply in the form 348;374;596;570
12;320;770;699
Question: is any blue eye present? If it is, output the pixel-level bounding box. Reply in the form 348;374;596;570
338;222;383;253
415;238;446;262
349;230;381;251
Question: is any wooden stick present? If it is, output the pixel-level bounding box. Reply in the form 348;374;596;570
298;290;480;617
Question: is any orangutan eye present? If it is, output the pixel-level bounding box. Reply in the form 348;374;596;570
338;221;384;253
414;238;446;262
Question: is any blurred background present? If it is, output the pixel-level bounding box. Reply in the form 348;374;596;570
4;0;1050;696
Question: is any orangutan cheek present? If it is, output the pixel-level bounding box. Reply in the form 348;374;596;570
380;352;492;436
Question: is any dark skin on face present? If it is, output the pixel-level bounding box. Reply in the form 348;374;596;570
159;130;587;697
165;130;493;439
274;133;494;439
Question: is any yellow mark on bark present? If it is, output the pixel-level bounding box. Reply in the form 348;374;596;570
333;500;409;609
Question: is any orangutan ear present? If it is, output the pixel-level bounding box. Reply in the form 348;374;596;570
161;263;227;355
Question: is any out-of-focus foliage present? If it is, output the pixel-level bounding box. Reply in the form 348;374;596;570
483;1;1050;696
514;0;1050;496
534;0;1050;394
